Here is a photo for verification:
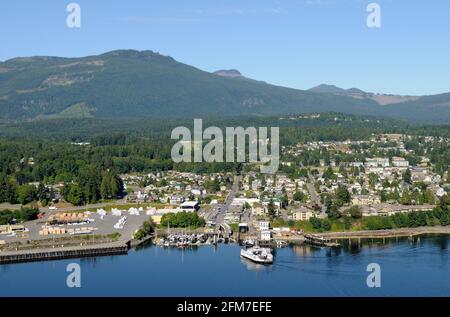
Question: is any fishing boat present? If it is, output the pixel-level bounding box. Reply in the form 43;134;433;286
240;246;273;264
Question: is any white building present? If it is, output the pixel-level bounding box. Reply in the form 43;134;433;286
169;194;185;205
190;188;205;196
136;190;148;200
260;230;272;241
251;205;266;217
366;157;389;168
392;157;409;168
292;209;314;221
259;221;270;231
180;201;200;211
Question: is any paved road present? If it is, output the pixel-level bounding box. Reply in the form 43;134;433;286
212;174;241;236
307;170;328;214
307;171;319;204
279;209;289;222
40;198;129;213
0;198;130;213
0;203;23;211
240;208;255;235
299;163;327;216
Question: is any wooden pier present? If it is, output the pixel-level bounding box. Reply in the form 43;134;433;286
0;243;129;265
303;234;340;247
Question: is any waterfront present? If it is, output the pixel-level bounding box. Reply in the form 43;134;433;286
0;235;449;296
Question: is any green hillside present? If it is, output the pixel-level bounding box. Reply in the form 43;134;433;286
0;50;380;121
0;50;448;124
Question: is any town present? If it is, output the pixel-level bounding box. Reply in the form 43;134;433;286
0;130;448;263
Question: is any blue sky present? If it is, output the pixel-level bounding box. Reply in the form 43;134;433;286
0;0;449;95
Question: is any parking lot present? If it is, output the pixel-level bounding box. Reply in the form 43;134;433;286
0;210;150;244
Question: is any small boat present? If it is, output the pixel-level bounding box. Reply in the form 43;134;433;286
276;240;287;248
240;247;273;264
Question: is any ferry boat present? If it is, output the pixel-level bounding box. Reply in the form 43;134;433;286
243;239;255;247
240;247;273;264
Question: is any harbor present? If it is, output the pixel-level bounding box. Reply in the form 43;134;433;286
0;216;347;264
154;232;221;248
1;235;449;297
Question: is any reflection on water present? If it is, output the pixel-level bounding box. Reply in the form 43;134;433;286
291;244;317;256
240;257;274;272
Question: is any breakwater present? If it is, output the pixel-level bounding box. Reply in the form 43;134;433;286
0;243;128;264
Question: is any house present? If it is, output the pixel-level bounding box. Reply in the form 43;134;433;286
392;157;409;168
259;221;270;231
251;204;266;217
169;194;185;205
190;188;205;196
128;190;148;202
366;157;389;168
292;208;314;221
260;230;272;241
351;195;381;206
232;197;260;206
361;204;435;217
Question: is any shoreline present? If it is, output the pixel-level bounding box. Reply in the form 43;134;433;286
315;226;450;239
0;240;128;265
2;226;450;264
0;232;155;265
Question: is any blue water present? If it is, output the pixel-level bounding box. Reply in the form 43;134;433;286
0;235;449;296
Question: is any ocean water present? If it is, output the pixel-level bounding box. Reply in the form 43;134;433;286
0;235;449;296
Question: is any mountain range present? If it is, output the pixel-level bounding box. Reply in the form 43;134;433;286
308;84;419;105
0;49;448;124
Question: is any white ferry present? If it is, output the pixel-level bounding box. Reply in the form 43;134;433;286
240;247;273;264
243;239;255;247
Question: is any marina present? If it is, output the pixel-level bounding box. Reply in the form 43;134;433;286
155;232;217;248
0;226;344;264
